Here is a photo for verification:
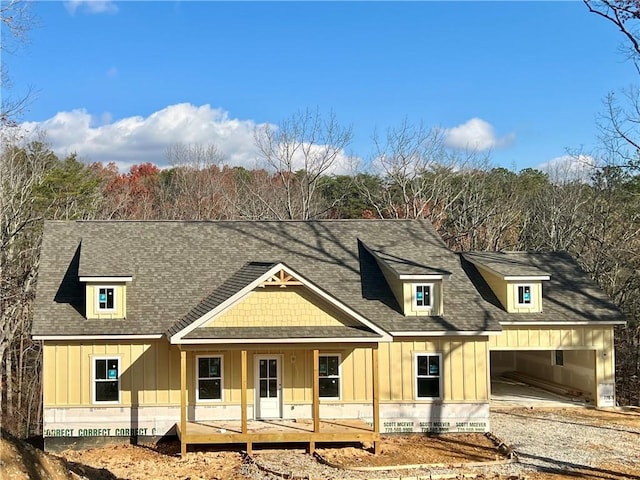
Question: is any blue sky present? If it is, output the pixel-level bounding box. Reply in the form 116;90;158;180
7;1;636;173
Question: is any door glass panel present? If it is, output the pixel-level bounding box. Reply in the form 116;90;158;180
268;379;277;397
260;360;267;378
259;379;267;397
268;359;277;378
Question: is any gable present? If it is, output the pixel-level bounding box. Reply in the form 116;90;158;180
170;263;392;343
205;287;361;329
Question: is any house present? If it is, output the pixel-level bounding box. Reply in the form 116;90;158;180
32;220;625;454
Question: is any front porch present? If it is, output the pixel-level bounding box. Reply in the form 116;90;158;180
176;418;379;454
178;348;381;456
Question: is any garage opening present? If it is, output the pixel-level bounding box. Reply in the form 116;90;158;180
490;350;596;406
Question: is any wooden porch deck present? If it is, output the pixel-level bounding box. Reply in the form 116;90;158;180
176;418;379;454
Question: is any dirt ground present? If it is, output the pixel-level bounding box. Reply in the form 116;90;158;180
1;407;639;480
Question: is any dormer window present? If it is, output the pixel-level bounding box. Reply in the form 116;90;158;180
413;284;433;310
97;287;115;311
516;285;533;307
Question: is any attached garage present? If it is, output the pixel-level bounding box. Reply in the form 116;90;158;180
489;325;616;407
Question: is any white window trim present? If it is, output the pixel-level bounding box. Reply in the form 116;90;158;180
318;353;342;400
92;355;121;405
414;352;442;401
196;355;224;402
412;283;434;310
96;286;117;313
515;284;534;307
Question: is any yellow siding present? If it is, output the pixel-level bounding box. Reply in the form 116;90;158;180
377;261;405;311
43;340;182;408
378;338;489;402
401;281;443;316
476;266;508;309
506;281;542;313
85;284;127;319
205;288;358;328
44;337;490;409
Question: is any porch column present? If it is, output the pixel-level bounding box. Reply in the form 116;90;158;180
312;349;320;433
180;348;187;457
372;344;380;454
241;349;247;434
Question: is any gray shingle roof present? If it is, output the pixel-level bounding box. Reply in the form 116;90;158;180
462;252;550;277
32;220;624;339
184;326;380;340
461;252;625;323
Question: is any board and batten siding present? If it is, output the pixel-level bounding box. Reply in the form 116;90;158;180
43;341;182;407
43;337;490;408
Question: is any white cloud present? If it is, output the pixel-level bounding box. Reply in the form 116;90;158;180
537;154;596;183
64;1;119;15
443;118;515;151
20;104;266;172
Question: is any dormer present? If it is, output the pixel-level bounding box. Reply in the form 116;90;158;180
463;253;550;313
80;276;132;320
362;242;450;317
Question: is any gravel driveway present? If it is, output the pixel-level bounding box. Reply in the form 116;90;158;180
244;407;640;480
490;407;640;479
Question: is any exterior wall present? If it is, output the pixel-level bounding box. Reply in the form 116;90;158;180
42;336;491;441
490;325;616;406
205;287;358;328
376;261;405;310
401;281;443;316
505;281;542;313
85;284;127;319
475;266;542;313
376;260;443;316
476;265;508;309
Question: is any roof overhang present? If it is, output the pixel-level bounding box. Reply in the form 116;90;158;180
170;263;392;344
177;337;384;345
389;330;502;337
397;274;446;281
499;320;626;326
503;275;550;281
33;334;163;340
79;276;133;283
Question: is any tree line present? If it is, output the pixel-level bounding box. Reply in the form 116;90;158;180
1;113;639;437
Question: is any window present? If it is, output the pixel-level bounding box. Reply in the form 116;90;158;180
318;355;340;399
97;287;115;311
413;284;433;310
553;350;564;366
93;357;120;403
415;353;441;399
516;285;533;306
197;356;223;401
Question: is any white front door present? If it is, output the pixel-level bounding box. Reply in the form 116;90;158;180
255;355;282;419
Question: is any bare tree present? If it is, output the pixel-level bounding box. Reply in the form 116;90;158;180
0;130;52;431
1;0;36;126
584;0;640;71
252;109;353;220
356;120;481;225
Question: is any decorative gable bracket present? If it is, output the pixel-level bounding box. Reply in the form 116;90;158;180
260;270;303;288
